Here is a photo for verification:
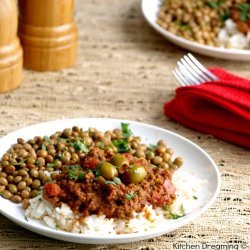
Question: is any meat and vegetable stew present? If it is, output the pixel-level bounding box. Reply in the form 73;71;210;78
0;123;183;219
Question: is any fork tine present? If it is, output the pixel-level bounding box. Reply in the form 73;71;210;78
187;53;219;81
180;58;207;84
177;62;200;85
182;56;211;83
173;68;190;86
172;69;183;86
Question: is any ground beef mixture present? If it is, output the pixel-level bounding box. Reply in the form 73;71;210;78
43;148;177;219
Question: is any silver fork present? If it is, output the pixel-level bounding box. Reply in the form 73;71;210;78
173;53;219;87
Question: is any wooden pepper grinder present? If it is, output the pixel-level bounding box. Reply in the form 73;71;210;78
0;0;23;93
18;0;77;71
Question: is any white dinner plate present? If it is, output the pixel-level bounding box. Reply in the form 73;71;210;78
141;0;250;61
0;118;220;244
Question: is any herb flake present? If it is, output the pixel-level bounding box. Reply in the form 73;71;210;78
125;192;135;200
163;205;185;219
72;141;89;153
112;139;130;153
104;177;121;185
121;123;133;138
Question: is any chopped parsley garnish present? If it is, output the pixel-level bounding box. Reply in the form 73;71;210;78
193;196;198;200
66;164;82;170
180;24;190;31
238;3;250;22
163;205;185;219
41;143;46;151
34;160;41;167
92;163;102;178
104;177;121;185
220;10;231;22
66;164;85;180
206;1;218;9
47;162;56;168
72;141;89;153
112;139;130;153
206;0;224;9
68;171;85;181
97;141;105;149
43;136;51;142
13;159;26;166
121;123;133;138
125;192;137;200
180;204;185;214
148;144;157;150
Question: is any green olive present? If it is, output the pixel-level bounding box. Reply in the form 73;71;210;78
125;165;147;184
110;154;129;168
99;162;118;180
8;184;18;194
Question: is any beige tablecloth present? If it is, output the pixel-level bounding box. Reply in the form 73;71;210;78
0;1;249;249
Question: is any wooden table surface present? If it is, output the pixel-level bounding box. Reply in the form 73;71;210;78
0;1;249;249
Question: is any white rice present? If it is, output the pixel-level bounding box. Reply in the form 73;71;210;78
217;19;250;49
25;169;205;234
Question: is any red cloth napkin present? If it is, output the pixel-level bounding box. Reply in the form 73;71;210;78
164;68;250;149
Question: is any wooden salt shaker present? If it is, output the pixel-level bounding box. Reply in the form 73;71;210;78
18;0;77;71
0;0;23;93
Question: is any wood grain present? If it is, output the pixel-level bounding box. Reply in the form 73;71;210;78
18;0;77;71
0;0;23;93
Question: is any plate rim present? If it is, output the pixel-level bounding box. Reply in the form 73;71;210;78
0;117;221;244
141;0;250;60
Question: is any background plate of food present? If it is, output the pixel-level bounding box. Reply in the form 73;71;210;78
142;0;250;61
0;118;220;244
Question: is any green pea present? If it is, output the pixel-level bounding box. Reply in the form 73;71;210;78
173;157;183;167
11;195;22;203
